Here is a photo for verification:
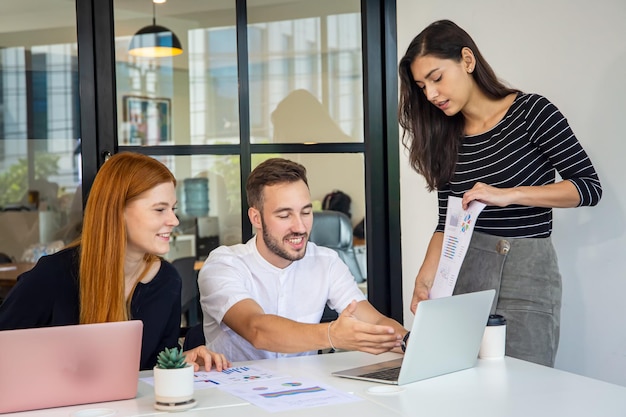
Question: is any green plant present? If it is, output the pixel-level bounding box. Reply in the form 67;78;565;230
0;153;60;208
156;347;187;369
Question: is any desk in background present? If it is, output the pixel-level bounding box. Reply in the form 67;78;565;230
8;351;626;417
165;234;196;261
0;263;35;297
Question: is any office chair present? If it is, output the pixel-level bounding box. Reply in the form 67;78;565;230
309;210;365;324
309;210;364;283
171;256;202;336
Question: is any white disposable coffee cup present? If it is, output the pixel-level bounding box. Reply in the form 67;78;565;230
479;314;506;359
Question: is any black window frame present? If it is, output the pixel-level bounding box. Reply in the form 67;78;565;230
76;0;402;322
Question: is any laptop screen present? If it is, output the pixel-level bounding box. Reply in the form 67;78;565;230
332;290;495;385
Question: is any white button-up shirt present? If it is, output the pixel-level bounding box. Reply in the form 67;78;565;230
198;236;365;361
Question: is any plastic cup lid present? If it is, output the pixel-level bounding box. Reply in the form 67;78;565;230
487;314;506;326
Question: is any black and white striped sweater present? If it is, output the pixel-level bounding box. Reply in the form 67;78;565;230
436;93;602;238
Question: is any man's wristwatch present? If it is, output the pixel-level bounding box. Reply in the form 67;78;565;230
401;331;411;352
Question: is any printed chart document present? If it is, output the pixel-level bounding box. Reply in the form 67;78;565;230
193;365;281;389
430;196;486;299
141;365;361;412
218;376;362;413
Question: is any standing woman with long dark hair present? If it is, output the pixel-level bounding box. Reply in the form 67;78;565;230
398;20;602;366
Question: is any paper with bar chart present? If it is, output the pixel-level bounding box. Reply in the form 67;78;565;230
430;196;486;299
218;376;361;412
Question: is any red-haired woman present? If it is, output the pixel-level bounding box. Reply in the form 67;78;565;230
0;152;230;371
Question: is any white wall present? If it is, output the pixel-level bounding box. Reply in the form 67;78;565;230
397;0;626;386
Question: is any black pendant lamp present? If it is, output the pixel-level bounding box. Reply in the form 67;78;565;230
128;1;183;58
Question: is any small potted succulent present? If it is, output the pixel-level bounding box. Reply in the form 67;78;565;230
153;347;196;411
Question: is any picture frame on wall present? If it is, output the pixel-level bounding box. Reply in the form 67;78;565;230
122;95;171;145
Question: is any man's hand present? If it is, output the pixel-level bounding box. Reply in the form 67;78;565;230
183;346;231;372
330;300;402;354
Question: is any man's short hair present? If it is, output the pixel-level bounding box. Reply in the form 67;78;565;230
246;158;309;209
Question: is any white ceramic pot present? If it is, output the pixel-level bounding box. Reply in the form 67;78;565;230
153;364;194;404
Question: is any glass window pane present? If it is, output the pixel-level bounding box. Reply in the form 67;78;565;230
247;0;363;144
114;2;239;146
0;2;81;273
251;152;364;232
149;154;243;262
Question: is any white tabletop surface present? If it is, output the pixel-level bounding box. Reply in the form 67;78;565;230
10;351;626;416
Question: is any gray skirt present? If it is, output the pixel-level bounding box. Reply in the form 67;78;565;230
453;231;562;367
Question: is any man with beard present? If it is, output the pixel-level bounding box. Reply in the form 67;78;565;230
197;158;407;361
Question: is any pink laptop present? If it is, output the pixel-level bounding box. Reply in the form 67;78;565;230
0;320;143;414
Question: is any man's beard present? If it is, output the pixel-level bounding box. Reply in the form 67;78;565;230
261;215;307;262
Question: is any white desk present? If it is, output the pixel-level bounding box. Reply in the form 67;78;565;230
10;351;626;416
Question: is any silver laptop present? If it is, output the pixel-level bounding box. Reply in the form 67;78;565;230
332;289;495;385
0;320;143;414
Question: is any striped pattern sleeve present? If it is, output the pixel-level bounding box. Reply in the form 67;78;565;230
525;95;602;207
434;93;602;238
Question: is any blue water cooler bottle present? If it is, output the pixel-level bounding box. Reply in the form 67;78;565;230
183;178;209;217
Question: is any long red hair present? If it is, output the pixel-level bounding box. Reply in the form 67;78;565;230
71;152;176;324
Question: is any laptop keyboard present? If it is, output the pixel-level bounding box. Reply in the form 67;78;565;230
360;366;401;381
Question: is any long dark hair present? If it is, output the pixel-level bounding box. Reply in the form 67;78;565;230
398;20;519;191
